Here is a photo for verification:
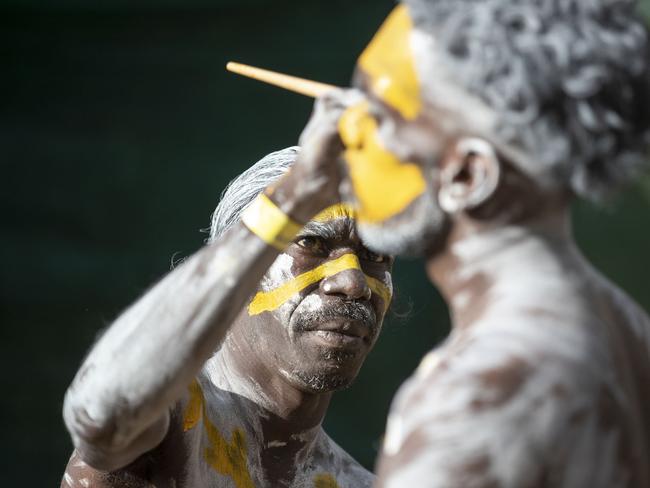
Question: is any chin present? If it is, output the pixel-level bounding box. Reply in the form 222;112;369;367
293;370;356;393
357;192;449;257
287;357;362;393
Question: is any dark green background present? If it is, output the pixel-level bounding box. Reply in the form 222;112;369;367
2;1;649;485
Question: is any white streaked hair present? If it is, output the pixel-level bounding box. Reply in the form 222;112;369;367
208;147;299;243
404;0;650;199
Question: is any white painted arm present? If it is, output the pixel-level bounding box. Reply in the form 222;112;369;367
62;89;354;471
63;224;280;470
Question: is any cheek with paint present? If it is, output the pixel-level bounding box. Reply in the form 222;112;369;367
379;271;394;317
257;253;301;327
338;5;427;225
248;253;392;318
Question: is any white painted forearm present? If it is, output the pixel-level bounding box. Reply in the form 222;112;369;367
63;224;275;468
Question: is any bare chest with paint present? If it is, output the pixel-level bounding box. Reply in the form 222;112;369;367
168;375;365;488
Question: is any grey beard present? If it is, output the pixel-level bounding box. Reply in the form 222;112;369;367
289;301;377;393
357;190;449;257
293;370;353;393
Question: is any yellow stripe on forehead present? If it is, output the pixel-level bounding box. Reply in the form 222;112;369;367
247;253;392;316
312;203;355;223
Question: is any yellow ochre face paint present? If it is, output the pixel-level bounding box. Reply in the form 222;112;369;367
339;101;427;224
337;5;427;224
358;5;421;120
312;203;355;223
313;473;341;488
248;253;392;316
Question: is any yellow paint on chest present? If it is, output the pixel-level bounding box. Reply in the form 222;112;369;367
182;380;255;488
183;380;204;432
313;473;341;488
203;419;254;488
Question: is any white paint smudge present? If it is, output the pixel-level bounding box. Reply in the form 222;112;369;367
299;294;323;312
383;413;404;457
267;440;288;448
261;253;294;292
383;271;394;296
63;473;74;487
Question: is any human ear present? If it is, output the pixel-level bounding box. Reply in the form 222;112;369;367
437;137;501;214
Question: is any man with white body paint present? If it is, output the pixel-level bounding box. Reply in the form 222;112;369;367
61;146;394;487
296;0;650;486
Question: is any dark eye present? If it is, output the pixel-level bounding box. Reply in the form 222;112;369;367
295;236;328;255
360;247;389;264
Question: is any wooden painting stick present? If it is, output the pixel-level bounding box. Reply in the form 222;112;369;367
226;62;338;98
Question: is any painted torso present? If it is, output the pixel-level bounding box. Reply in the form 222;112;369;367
377;237;650;488
62;354;374;488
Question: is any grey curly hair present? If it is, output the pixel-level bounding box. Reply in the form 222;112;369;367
404;0;650;198
208;147;299;242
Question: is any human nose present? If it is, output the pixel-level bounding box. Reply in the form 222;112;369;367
320;256;372;301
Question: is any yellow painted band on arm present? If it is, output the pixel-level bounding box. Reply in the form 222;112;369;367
248;253;393;316
241;194;303;251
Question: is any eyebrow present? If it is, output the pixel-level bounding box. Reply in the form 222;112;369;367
299;218;356;241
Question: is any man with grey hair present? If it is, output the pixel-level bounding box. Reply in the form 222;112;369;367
293;0;650;486
61;146;394;487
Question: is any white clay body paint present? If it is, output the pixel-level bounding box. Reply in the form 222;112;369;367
258;253;305;327
260;253;295;293
383;271;394;297
378;225;650;488
266;440;287;448
297;294;324;313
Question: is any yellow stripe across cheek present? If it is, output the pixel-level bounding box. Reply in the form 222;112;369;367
247;253;392;316
366;275;392;311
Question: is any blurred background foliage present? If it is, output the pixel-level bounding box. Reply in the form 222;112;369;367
1;1;649;485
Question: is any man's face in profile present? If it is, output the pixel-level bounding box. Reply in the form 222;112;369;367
234;207;393;393
337;5;452;257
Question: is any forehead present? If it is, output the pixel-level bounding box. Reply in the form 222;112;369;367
355;4;421;121
300;203;356;238
301;217;356;241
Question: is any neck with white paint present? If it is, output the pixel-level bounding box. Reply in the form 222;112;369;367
427;206;583;330
208;333;331;445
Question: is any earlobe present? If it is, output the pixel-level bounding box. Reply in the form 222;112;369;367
437;137;500;214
